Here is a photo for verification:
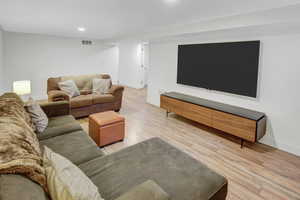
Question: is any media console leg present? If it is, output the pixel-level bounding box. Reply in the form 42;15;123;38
240;139;244;148
166;111;170;117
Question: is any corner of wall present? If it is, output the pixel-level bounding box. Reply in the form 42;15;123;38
0;26;4;94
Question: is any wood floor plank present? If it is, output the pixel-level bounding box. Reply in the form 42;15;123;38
78;87;300;200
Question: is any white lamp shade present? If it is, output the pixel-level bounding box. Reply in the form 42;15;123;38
13;80;31;95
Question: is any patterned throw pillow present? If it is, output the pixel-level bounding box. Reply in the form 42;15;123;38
92;78;111;94
43;146;104;200
58;80;80;97
25;98;49;133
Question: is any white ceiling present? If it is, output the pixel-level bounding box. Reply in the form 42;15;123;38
0;0;299;40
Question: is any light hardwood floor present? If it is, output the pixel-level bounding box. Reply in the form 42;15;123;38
79;87;300;200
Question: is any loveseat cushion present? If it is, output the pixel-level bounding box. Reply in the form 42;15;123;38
78;137;227;200
61;74;111;91
0;174;49;200
92;94;115;104
70;95;93;108
40;130;104;165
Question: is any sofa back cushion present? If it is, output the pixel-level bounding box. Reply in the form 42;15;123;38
47;77;62;93
92;78;111;94
62;74;111;91
48;74;111;93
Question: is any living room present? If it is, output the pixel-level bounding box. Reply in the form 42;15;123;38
1;1;300;200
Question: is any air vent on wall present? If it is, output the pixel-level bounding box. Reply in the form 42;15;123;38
82;40;92;45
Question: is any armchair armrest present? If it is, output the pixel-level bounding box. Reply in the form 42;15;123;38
108;85;124;97
48;90;70;102
114;180;170;200
40;101;70;118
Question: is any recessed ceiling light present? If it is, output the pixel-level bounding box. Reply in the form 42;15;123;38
164;0;179;4
77;27;86;32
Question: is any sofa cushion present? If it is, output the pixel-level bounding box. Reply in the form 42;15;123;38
115;180;170;200
80;89;93;95
38;121;83;141
40;130;104;165
47;77;62;93
47;115;76;127
38;114;82;141
0;174;49;200
78;137;227;200
92;94;115;104
70;95;93;108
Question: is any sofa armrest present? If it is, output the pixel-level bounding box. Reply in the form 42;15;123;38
108;85;124;97
48;90;70;102
114;180;170;200
40;101;70;118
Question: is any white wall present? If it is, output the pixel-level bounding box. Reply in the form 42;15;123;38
3;32;119;99
147;33;300;156
0;27;4;94
118;40;144;88
143;44;150;87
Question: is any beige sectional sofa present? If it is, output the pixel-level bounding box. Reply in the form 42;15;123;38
47;74;124;118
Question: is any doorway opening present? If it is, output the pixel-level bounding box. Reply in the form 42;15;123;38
140;42;149;88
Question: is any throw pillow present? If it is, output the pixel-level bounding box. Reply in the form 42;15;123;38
92;78;111;94
25;98;49;133
43;146;104;200
58;80;80;97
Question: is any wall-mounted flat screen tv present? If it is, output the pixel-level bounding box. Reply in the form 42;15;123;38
177;41;260;97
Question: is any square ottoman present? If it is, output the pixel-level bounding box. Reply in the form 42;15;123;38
78;138;228;200
89;111;125;147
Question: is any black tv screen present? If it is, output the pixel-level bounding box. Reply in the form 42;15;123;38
177;41;260;97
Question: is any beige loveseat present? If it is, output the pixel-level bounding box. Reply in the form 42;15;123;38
47;74;124;118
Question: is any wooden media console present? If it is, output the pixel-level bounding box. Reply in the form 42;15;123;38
160;92;266;147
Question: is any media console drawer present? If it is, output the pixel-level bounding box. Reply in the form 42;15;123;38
211;110;256;142
160;92;266;147
161;96;212;126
